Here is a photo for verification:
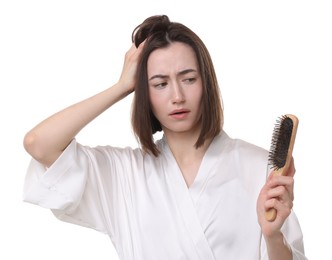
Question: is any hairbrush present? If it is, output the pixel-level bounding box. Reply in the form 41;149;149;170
265;114;299;221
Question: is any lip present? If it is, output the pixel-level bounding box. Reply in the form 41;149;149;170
169;109;190;119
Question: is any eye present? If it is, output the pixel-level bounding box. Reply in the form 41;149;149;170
153;82;168;89
183;77;196;84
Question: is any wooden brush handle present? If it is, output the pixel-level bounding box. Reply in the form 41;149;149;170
265;207;278;222
264;114;299;222
264;165;288;221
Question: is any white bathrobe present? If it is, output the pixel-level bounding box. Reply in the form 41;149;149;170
23;131;307;260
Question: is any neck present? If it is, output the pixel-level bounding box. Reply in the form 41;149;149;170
164;129;211;165
163;129;213;187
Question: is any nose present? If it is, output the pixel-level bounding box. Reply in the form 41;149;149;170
171;82;185;104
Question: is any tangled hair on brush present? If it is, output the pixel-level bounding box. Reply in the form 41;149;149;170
131;15;223;156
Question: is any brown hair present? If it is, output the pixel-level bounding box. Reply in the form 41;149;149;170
131;15;223;156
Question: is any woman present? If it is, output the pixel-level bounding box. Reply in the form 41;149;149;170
23;15;307;259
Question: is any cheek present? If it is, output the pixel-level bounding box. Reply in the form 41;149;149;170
149;91;162;115
191;86;203;106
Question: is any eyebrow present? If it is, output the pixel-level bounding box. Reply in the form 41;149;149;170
149;69;197;81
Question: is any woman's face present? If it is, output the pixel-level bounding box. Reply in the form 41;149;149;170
147;42;203;136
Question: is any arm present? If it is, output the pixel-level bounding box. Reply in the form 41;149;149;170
23;43;144;167
257;158;298;259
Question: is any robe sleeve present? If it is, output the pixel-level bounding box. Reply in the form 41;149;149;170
23;139;142;240
23;139;88;212
260;210;307;260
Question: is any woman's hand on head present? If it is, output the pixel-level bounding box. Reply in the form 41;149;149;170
257;158;296;239
117;41;146;94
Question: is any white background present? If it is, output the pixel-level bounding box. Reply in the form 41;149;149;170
1;0;331;259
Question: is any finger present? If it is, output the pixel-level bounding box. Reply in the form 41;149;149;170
268;175;294;189
267;178;294;201
265;198;292;219
124;44;138;61
267;185;294;204
267;185;288;199
137;39;146;49
286;157;296;177
129;40;146;59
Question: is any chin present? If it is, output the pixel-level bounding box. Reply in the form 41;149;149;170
163;125;200;135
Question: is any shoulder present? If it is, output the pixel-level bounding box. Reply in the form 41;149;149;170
222;132;267;160
217;131;269;191
233;137;268;162
215;131;269;176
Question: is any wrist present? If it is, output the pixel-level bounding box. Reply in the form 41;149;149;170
264;231;292;259
111;82;133;101
264;230;284;243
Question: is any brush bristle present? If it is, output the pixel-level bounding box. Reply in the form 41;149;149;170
268;115;294;170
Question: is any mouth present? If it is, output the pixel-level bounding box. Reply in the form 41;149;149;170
169;109;190;119
170;109;190;115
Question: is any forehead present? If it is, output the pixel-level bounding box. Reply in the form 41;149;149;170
147;42;198;76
